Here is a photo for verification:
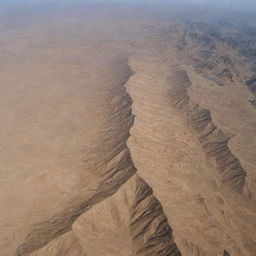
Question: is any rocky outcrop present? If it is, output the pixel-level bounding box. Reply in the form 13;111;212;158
169;70;246;193
72;175;181;256
245;76;256;95
168;69;256;255
126;45;256;255
126;49;231;255
16;149;136;256
28;175;181;256
130;176;181;256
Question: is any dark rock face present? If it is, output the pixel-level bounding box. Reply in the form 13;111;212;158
223;250;230;256
217;68;233;80
245;76;256;86
249;99;256;109
130;176;182;256
245;76;256;96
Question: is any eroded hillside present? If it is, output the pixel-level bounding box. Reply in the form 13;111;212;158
0;1;256;256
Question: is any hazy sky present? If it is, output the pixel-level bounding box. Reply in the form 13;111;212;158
2;0;256;7
170;0;256;9
1;0;256;17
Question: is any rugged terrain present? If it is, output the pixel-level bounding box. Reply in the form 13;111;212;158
0;1;256;256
